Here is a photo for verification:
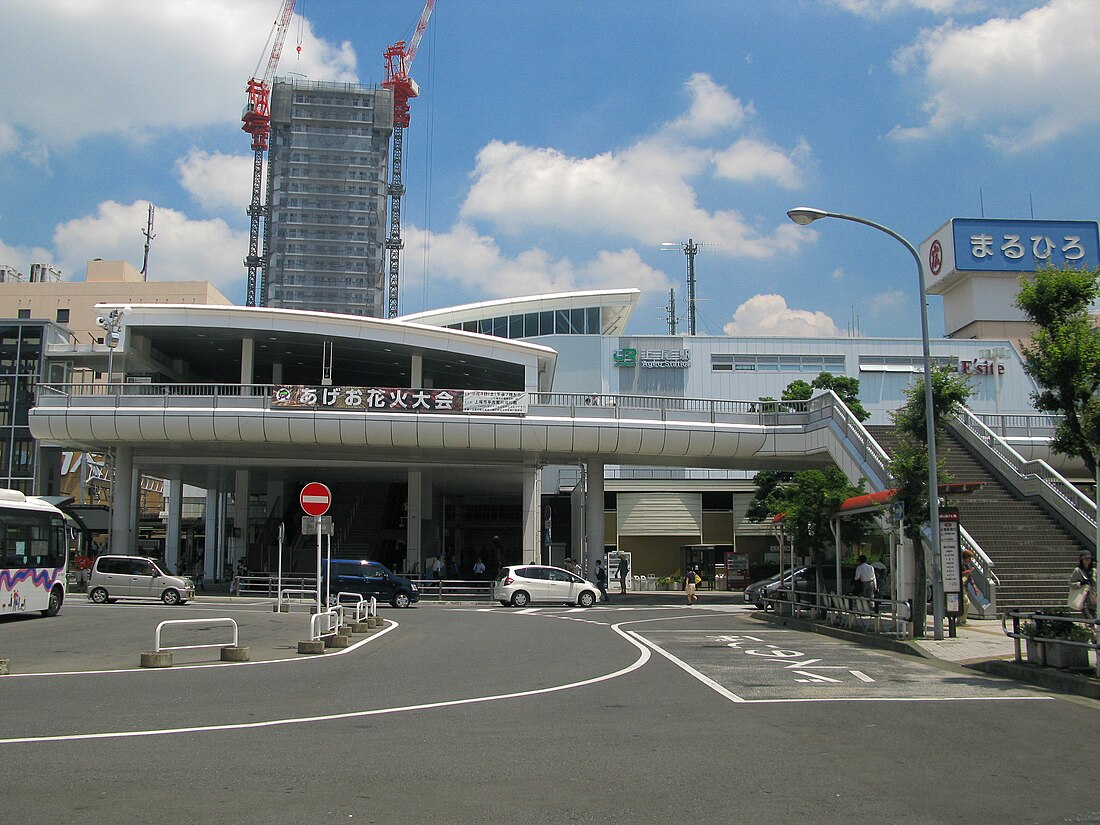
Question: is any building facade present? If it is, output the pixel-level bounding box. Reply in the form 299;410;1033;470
262;78;394;316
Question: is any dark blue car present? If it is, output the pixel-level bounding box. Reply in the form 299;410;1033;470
324;559;420;608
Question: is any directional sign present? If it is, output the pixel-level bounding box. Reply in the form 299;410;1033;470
300;482;331;517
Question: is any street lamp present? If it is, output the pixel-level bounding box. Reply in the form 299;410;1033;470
786;207;944;639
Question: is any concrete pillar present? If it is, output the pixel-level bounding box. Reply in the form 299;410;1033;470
204;471;219;581
266;478;285;573
411;354;423;388
240;337;255;386
110;446;134;553
234;469;250;568
272;360;283;385
585;459;605;574
406;470;422;574
164;467;183;571
522;465;542;564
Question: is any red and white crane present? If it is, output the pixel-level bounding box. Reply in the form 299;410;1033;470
241;0;298;308
382;0;436;318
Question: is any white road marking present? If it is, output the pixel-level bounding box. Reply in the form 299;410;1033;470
0;620;653;746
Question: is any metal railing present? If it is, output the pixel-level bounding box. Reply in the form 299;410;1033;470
1002;609;1099;677
411;578;494;601
154;618;239;654
765;589;913;638
309;608;341;641
240;574;317;597
951;407;1096;546
332;592;377;624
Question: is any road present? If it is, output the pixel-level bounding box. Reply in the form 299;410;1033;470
2;600;1097;824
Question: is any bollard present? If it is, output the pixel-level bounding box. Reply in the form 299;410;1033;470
297;639;326;654
337;625;352;637
367;616;380;629
140;651;173;668
0;658;9;675
352;621;371;633
272;603;291;613
220;646;251;662
324;634;350;649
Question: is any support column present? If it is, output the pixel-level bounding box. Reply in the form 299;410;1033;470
406;470;423;574
110;446;134;553
240;337;255;386
410;354;423;388
272;360;283;385
204;470;219;581
522;465;542;564
234;469;250;569
164;466;183;571
585;459;605;575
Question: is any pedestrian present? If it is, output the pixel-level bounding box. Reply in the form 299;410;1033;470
1070;551;1096;619
431;556;444;580
617;554;629;594
473;557;486;578
685;566;700;605
193;556;205;591
959;549;974;625
595;559;609;603
853;554;877;598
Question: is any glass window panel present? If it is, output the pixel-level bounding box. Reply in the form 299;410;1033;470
539;311;553;335
555;310;572;334
508;315;523;338
570;308;585;334
586;307;600;334
524;313;539;337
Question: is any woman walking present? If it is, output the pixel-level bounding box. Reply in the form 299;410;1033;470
1070;551;1096;619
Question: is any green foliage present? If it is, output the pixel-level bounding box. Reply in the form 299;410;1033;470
746;469;793;523
1021;610;1094;642
781;380;813;402
811;372;870;422
1015;264;1100;476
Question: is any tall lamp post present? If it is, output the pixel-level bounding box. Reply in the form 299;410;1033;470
786;208;944;639
96;307;129;554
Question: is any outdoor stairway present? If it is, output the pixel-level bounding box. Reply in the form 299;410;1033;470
866;424;1088;612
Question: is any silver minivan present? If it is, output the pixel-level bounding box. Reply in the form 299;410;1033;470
88;555;195;605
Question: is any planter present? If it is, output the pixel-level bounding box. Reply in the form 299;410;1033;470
1026;638;1090;670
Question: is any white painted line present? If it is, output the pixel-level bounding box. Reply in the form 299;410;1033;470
851;670;875;683
1;620;399;680
0;621;653;746
625;629;746;704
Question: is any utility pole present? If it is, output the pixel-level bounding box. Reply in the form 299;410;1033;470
140;203;155;280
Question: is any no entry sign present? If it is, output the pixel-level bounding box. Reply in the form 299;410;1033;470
300;482;331;517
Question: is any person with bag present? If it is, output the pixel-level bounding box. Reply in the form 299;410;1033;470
1069;551;1096;618
685;566;700;605
595;559;610;603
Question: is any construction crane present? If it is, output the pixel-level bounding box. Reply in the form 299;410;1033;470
382;0;436;318
241;0;298;308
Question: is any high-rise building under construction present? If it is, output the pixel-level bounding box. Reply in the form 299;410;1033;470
262;79;394;316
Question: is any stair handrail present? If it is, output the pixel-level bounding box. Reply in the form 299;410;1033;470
951;406;1096;547
807;390;893;491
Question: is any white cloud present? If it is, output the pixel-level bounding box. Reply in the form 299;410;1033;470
176;149;254;213
722;294;842;337
403;222;670;299
0;238;54;277
713;137;810;189
52;201;247;296
663;73;754;137
0;124;18;155
2;0;357;149
890;0;1100;151
868;289;909;315
831;0;995;16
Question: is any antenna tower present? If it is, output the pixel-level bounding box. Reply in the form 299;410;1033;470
140;203;156;280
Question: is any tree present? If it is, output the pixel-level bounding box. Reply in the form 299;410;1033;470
811;372;870;422
1015;264;1100;477
888;366;972;635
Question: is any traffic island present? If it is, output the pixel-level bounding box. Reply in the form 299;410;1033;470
140;651;173;668
220;646;251;662
297;639;326;654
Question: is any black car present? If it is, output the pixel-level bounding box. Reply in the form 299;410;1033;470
324;559;420;608
744;565;860;609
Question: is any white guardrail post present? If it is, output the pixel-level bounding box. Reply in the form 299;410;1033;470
140;618;246;668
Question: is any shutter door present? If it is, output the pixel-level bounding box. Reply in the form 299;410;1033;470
617;492;702;536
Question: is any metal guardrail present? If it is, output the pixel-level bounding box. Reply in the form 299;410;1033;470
411;578;494;601
241;574;317;598
1002;609;1099;677
154;618;239;654
332;592;377;624
952;407;1096;547
309;609;341;641
764;589;914;638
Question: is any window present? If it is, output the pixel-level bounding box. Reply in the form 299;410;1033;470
17;309;30;319
55;309;70;323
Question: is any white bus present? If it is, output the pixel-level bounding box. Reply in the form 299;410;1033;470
0;489;70;618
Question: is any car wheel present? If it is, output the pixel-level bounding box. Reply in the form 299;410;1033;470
578;591;596;608
89;587;109;604
41;586;64;617
510;590;530;608
162;589;181;606
392;591;412;608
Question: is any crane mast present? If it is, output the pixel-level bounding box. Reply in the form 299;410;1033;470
241;0;297;308
383;0;436;318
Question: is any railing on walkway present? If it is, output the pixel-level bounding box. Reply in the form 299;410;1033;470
764;589;913;639
332;593;377;624
239;573;317;597
1002;609;1099;677
411;578;494;601
951;407;1096;547
309;609;341;642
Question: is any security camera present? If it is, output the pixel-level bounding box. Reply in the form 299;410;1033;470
96;316;107;327
107;331;121;348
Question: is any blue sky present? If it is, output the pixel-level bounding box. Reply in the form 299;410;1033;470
2;0;1097;338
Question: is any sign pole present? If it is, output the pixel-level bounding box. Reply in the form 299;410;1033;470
277;521;285;609
315;516;322;612
325;530;332;608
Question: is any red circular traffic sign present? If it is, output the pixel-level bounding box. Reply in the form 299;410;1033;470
300;482;331;517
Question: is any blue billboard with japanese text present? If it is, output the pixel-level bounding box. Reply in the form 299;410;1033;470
950;218;1100;272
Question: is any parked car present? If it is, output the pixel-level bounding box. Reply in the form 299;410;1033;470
323;559;420;608
743;565;860;609
493;564;600;608
87;555;195;605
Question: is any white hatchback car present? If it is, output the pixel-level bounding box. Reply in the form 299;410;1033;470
493;564;600;608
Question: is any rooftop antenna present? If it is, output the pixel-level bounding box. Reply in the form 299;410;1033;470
1030;193;1035;219
979;189;985;218
666;288;677;335
140;203;156;280
660;238;718;336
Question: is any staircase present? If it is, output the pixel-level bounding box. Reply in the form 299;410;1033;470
867;424;1087;612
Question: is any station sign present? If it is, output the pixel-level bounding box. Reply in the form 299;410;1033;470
613;347;691;369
